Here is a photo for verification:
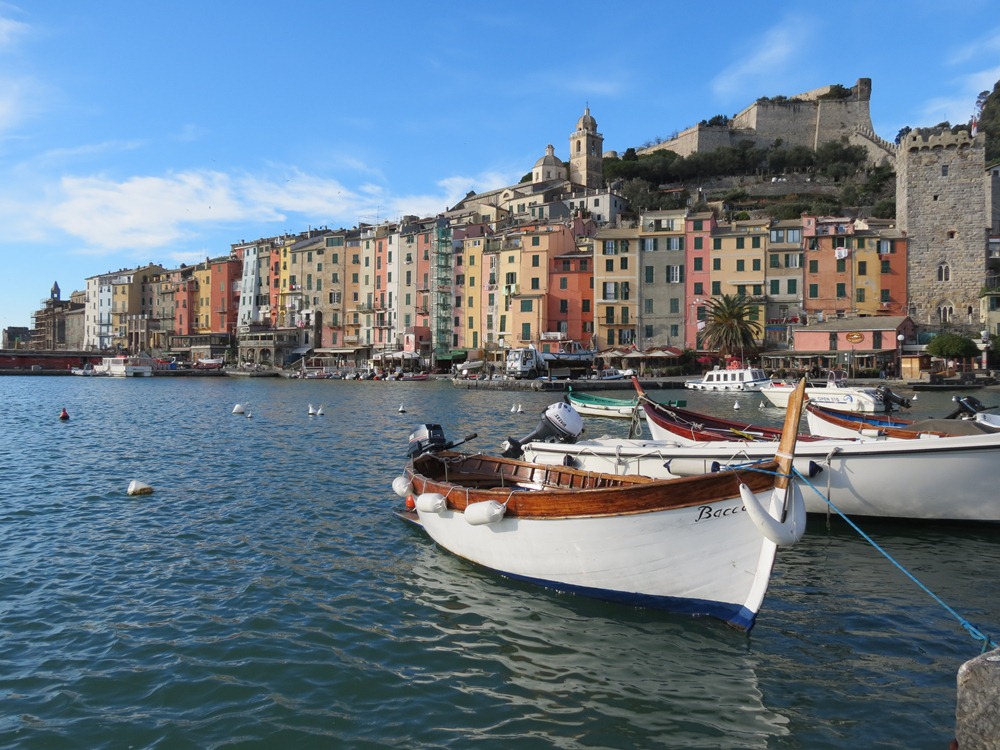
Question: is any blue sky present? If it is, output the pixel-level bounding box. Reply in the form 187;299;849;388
1;1;998;332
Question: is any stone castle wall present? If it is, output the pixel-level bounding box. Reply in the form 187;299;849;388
897;129;988;328
640;78;893;165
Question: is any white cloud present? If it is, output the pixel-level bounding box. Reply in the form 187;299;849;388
947;27;1000;65
0;14;29;48
710;15;813;101
918;64;1000;125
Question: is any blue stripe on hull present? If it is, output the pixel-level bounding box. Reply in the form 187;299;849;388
499;570;758;632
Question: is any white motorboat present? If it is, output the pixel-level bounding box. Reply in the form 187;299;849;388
685;365;771;391
101;356;155;377
760;370;900;413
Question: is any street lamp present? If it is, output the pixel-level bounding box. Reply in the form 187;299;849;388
896;333;905;380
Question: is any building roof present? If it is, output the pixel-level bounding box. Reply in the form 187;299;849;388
797;315;909;332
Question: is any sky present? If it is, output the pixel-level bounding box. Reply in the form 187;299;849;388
1;1;999;332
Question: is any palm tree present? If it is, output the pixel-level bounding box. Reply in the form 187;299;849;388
699;294;762;359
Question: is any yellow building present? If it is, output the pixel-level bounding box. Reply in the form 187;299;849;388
593;226;640;348
707;220;768;344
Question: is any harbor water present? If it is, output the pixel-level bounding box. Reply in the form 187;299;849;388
1;376;998;749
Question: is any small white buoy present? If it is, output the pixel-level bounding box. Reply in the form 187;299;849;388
316;405;325;416
912;394;919;402
232;404;245;414
127;480;154;496
308;403;316;416
511;404;517;413
734;401;741;410
516;404;523;413
759;401;765;409
398;404;406;414
246;411;253;419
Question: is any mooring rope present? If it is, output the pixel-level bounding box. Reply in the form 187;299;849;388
791;466;999;653
724;460;997;652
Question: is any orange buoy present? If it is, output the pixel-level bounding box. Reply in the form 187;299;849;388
59;408;70;421
405;495;416;510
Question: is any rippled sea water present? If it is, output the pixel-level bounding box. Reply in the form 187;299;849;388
1;376;997;749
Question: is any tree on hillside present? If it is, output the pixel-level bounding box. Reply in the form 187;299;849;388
976;80;1000;165
699;295;762;357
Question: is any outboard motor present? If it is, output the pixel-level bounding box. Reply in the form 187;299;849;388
944;395;991;420
874;384;911;411
407;423;477;458
500;402;584;458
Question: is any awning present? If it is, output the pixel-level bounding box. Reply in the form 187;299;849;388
316;347;360;354
291;346;313;355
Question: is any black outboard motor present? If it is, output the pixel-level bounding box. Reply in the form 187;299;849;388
943;395;992;420
874;384;911;411
500;402;584;458
407;424;477;458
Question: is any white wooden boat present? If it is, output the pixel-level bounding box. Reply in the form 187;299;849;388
760;370;899;413
567;387;685;420
523;413;1000;522
685;365;771;391
805;401;1000;440
393;381;808;631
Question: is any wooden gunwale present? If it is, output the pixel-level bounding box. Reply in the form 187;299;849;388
406;450;779;519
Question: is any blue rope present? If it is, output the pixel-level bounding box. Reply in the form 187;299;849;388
791;467;999;653
730;459;998;653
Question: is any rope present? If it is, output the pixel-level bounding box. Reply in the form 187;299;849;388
793;467;998;653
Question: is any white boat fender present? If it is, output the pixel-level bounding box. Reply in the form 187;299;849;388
739;483;805;547
464;500;506;525
415;492;447;513
392;476;412;498
664;458;722;476
127;480;154;496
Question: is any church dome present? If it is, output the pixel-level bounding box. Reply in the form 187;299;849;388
576;106;597;132
534;144;561;169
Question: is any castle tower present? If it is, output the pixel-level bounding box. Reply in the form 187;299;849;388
569;107;603;189
897;128;988;329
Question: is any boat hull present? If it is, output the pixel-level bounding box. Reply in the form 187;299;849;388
567;392;638;418
523;433;1000;522
760;384;885;413
415;498;780;629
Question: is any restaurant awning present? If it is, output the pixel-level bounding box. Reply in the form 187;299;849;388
316;347;360;354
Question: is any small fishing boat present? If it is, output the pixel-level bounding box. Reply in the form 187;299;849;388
805;399;1000;440
393;383;808;631
567;387;685;419
684;364;771;392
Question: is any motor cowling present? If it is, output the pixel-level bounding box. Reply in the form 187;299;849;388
407;423;448;458
501;402;584;458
